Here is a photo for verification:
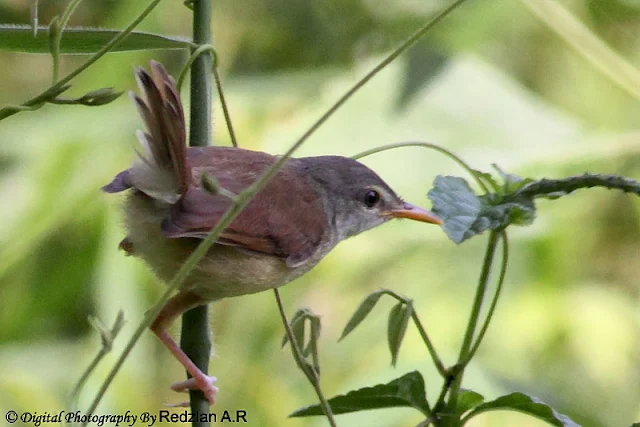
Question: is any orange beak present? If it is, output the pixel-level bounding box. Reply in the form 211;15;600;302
386;202;443;225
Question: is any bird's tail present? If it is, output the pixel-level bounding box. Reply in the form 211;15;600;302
103;61;188;204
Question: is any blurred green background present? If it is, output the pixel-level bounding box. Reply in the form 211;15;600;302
1;0;639;426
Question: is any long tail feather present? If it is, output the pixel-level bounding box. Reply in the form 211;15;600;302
126;61;188;203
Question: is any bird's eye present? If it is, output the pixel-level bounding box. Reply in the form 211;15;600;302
364;189;381;208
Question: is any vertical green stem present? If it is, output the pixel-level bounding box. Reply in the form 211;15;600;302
181;0;214;425
181;307;211;425
189;0;213;147
274;290;337;427
444;231;499;426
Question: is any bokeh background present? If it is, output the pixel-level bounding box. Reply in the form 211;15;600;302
1;0;639;426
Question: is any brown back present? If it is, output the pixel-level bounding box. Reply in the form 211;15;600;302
162;146;327;266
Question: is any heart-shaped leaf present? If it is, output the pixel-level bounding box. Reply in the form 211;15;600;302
428;175;482;244
463;392;581;427
428;175;537;243
290;371;430;417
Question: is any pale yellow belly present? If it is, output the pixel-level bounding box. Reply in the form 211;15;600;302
122;191;314;301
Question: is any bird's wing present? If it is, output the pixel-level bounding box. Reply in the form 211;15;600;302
161;147;327;267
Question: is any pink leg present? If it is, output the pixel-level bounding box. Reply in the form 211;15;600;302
151;291;218;405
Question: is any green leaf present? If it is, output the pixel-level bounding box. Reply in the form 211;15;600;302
472;170;501;192
281;308;307;348
387;301;412;367
290;371;430;417
339;290;384;341
464;392;581;427
456;389;484;416
281;308;322;375
493;164;535;193
475;194;536;229
428;175;537;243
51;87;123;106
306;316;321;375
0;25;190;54
427;175;483;243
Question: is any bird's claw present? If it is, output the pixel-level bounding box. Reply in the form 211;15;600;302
170;375;218;405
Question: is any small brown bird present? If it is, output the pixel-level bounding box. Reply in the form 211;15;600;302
103;61;442;405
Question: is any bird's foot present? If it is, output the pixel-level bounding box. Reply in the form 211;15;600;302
169;374;218;406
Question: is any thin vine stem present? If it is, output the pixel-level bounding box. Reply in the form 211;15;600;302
444;231;500;427
515;173;640;198
378;289;445;381
284;0;471;166
411;311;447;378
273;289;337;427
352;141;490;194
0;0;169;121
465;231;509;364
433;366;459;422
50;0;84;83
70;311;125;413
177;44;217;91
176;45;238;147
212;66;238;147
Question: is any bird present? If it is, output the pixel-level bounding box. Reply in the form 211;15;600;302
103;61;442;406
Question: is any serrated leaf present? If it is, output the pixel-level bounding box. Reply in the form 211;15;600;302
504;199;536;226
290;371;430;417
474;195;536;230
0;25;190;54
339;290;384;341
464;392;581;427
428;175;537;243
428;175;483;244
456;389;484;416
387;301;412;367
